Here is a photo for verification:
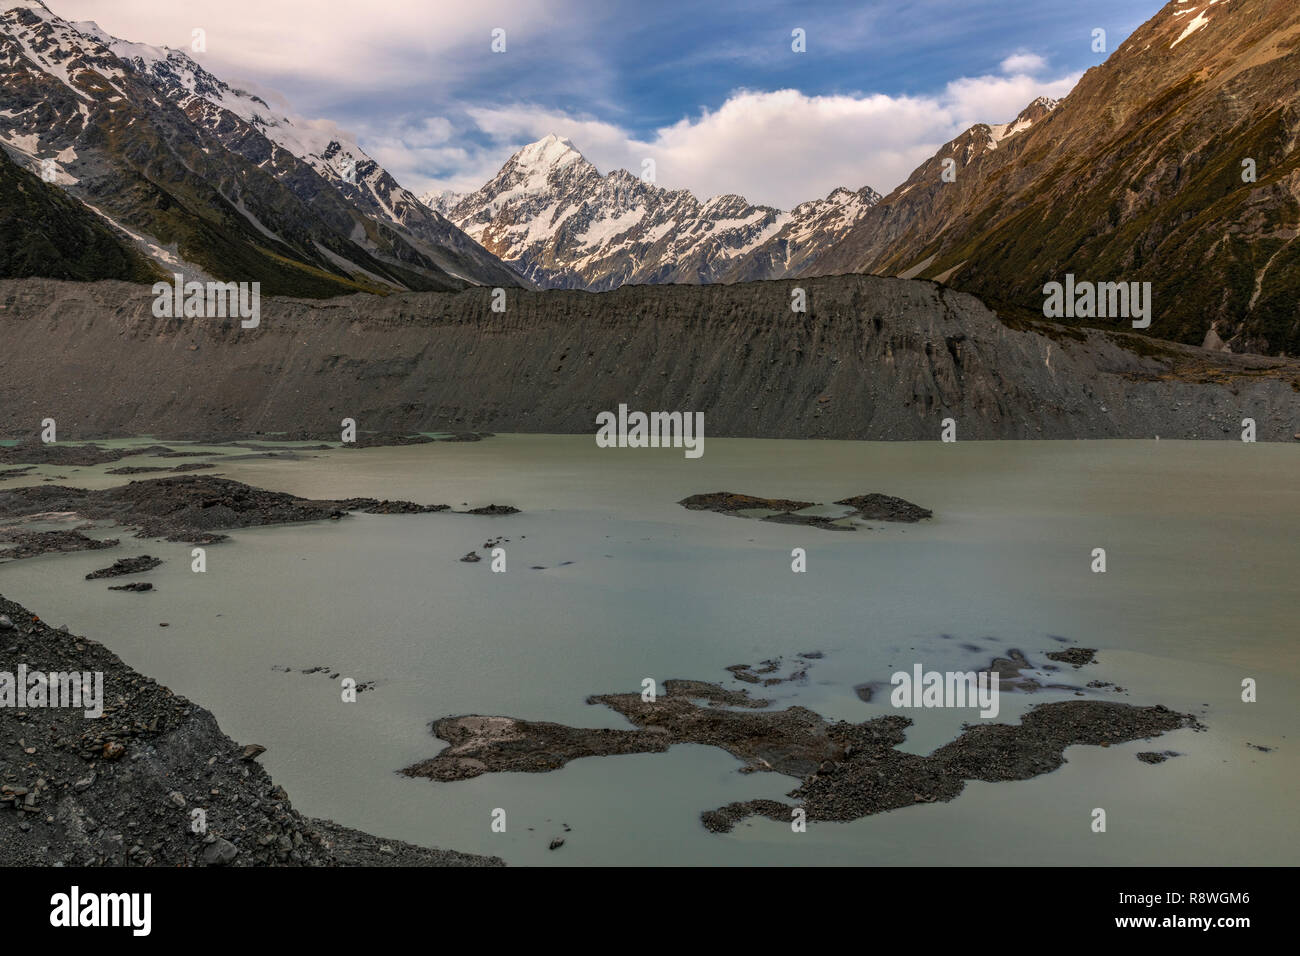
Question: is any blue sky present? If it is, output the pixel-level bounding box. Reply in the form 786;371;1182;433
52;0;1166;206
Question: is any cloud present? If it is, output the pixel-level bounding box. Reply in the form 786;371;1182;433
1000;52;1048;74
942;70;1078;124
409;68;1080;208
47;1;1082;209
49;0;576;89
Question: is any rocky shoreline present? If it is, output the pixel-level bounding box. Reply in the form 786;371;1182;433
402;657;1203;833
0;453;520;865
0;435;490;467
0;594;502;866
0;529;117;560
0;474;517;545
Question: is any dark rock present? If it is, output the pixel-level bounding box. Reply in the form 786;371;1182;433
461;504;519;515
201;837;239;866
0;476;471;542
1046;647;1098;668
833;494;932;522
761;511;855;531
0;530;119;560
404;671;1201;833
1136;751;1179;764
86;555;162;580
679;492;815;514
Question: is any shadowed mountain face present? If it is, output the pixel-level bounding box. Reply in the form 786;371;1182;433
0;1;522;294
425;134;882;290
800;0;1300;356
0;146;157;281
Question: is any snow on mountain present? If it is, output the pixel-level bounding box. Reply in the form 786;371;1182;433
1170;0;1231;49
80;23;368;187
981;96;1060;151
419;188;464;216
714;184;884;283
66;14;507;279
0;0;519;289
428;133;881;290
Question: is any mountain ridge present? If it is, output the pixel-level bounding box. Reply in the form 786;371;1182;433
799;0;1300;355
421;132;883;290
2;273;1295;441
0;0;523;293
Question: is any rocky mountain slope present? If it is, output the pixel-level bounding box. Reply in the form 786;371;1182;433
0;592;501;866
0;0;521;294
423;134;881;290
0;146;158;281
800;0;1300;355
1;275;1295;441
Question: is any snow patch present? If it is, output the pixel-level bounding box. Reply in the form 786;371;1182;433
577;208;645;247
1171;0;1230;48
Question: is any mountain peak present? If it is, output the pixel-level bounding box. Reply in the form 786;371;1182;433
1017;96;1059;122
984;95;1060;148
429;130;883;289
6;1;54;16
514;134;584;170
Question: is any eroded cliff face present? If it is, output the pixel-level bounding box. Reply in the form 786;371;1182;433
1;275;1296;441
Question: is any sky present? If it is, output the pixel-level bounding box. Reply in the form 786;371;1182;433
46;0;1166;208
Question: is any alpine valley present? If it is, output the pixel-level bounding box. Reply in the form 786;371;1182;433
0;0;1298;880
4;0;1297;356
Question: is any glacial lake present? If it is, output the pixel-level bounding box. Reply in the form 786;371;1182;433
2;435;1297;865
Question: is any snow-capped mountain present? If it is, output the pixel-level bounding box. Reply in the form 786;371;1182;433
0;0;521;292
423;134;881;290
715;184;884;284
420;189;464;217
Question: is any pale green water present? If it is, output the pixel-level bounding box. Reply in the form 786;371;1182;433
1;436;1297;865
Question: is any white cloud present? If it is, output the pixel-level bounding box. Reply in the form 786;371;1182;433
48;0;573;88
1000;52;1048;74
47;1;1080;210
942;70;1077;125
412;69;1080;208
